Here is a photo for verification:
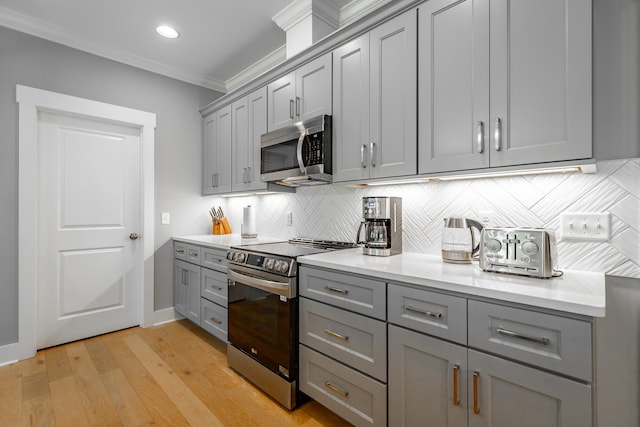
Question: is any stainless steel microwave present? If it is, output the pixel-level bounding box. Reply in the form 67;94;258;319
260;115;332;187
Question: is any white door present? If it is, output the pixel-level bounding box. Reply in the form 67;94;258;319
36;111;141;349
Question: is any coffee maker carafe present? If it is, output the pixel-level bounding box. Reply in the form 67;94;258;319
356;197;402;256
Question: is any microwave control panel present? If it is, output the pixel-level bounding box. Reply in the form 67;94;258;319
305;133;323;165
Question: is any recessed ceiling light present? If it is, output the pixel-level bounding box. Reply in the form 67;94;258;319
156;25;179;39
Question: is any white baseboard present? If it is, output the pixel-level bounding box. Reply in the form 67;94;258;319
0;342;20;367
152;307;183;326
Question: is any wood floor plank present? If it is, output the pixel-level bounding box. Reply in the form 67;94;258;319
100;332;191;427
84;337;119;376
0;363;22;427
20;352;46;377
22;395;56;427
21;371;50;402
42;345;72;382
49;376;91;427
65;341;123;426
100;367;154;427
140;322;261;427
123;333;225;427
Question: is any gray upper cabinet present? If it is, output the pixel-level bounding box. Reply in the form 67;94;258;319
333;9;417;182
267;53;332;131
203;104;232;194
232;87;268;192
419;0;592;174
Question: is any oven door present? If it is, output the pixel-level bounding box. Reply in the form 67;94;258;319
227;266;298;381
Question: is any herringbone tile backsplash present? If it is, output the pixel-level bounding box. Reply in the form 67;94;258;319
213;158;640;278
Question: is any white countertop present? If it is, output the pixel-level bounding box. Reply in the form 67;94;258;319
298;248;606;317
173;234;286;250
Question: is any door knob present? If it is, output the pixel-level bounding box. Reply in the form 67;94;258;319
129;233;139;240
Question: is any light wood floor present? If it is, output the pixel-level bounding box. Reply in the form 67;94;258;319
0;320;352;427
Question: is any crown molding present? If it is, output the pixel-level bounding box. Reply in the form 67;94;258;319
225;45;287;93
340;0;389;26
0;6;227;92
272;0;340;32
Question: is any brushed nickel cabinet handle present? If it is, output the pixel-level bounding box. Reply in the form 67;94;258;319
370;142;376;167
477;121;484;153
494;117;502;151
453;365;460;406
325;285;349;295
473;371;480;414
295;96;301;117
496;327;550;345
324;381;349;398
210;317;222;324
324;329;349;341
361;144;367;168
175;248;185;253
405;305;442;319
289;99;294;119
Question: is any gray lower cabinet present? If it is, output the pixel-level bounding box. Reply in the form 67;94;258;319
299;265;387;426
173;241;228;342
418;0;592;174
174;259;201;324
388;325;468;427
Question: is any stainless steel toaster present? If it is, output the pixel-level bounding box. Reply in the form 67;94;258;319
479;228;558;278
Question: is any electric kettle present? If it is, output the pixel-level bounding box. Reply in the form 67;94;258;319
441;217;484;263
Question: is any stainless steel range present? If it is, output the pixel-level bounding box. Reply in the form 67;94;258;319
226;238;356;409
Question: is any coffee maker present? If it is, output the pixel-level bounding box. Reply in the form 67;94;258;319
356;196;402;256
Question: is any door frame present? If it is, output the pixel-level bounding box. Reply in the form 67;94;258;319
16;85;156;360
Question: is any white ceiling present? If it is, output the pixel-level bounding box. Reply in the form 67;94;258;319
0;0;312;93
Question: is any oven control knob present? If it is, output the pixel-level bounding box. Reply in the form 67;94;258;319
279;262;290;274
237;253;246;263
231;252;239;262
226;251;233;260
485;238;502;252
521;241;539;256
265;258;275;270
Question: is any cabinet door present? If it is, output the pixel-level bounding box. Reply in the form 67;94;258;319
418;0;489;174
231;97;250;192
388;325;468;427
369;9;418;179
332;35;370;182
175;259;200;323
247;87;268;190
203;106;232;194
174;260;189;317
295;53;333;122
468;350;591;427
489;0;592;167
267;72;295;131
202;113;217;195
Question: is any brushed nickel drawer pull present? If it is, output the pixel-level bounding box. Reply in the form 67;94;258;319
324;381;349;398
496;327;550;345
453;364;460;406
175;248;185;253
405;305;442;319
324;285;348;295
324;329;349;341
473;371;480;414
210;317;222;324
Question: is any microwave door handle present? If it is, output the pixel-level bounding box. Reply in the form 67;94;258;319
297;129;307;175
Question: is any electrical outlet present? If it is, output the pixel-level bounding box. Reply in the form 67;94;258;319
286;212;293;226
478;210;494;227
560;212;610;241
161;212;170;225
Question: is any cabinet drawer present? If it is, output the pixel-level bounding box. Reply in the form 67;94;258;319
200;298;228;343
388;284;467;344
201;268;228;307
300;297;387;382
468;300;592;381
174;241;201;264
299;266;386;320
202;247;228;272
299;345;387;427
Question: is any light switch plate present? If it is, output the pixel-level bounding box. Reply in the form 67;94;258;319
161;212;170;225
559;212;610;241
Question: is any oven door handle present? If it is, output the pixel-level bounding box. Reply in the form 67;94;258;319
296;129;308;176
228;269;292;298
